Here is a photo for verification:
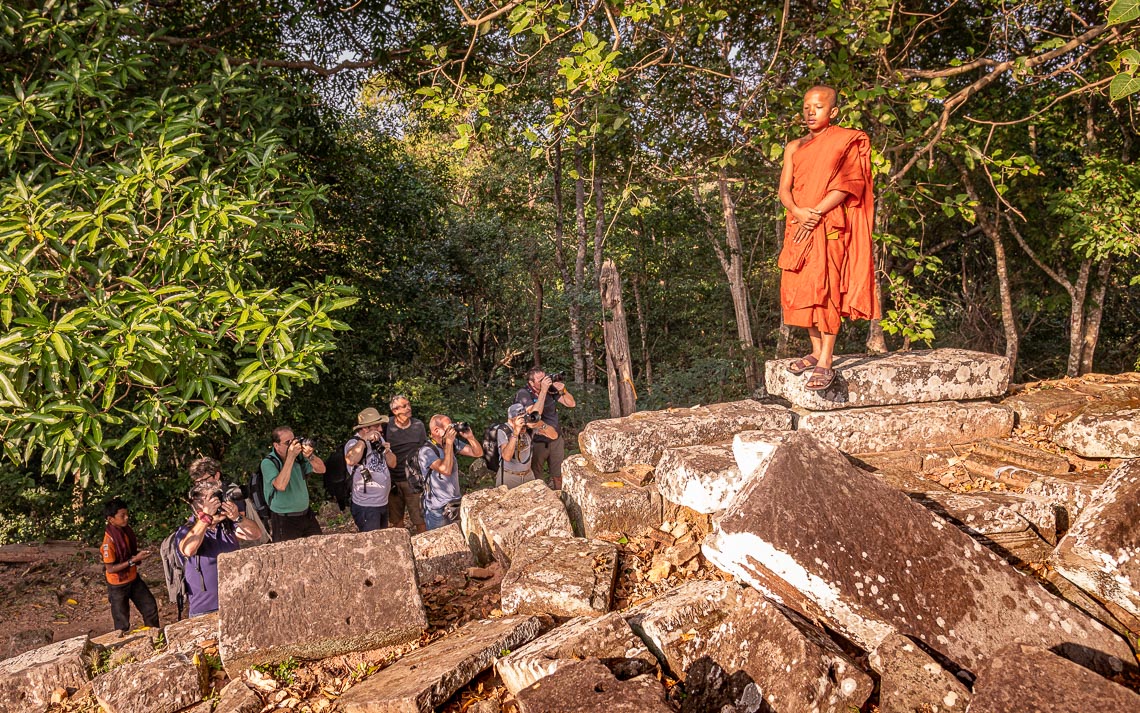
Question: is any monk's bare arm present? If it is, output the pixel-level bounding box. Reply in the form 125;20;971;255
812;189;851;216
778;139;812;224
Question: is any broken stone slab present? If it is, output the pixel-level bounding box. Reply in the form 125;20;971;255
1001;377;1140;427
970;438;1070;475
578;400;793;472
765;349;1011;411
496;611;658;696
411;523;475;584
92;650;207;713
460;479;573;568
1024;472;1104;526
1053;407;1140;458
214;679;262;713
1049;458;1140;620
970;642;1140;713
868;633;970;713
910;490;1060;544
962;452;1039;488
336;616;544;713
501;536;617;618
625;580;873;713
0;634;92;712
162;612;218;655
95;630;162;669
217;528;426;676
795;401;1015;454
514;659;672;713
1;628;53;661
654;443;737;515
702;431;1134;677
560;455;663;538
1043;570;1140;643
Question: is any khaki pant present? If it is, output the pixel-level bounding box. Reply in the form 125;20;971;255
497;468;535;489
389;479;426;533
532;437;566;489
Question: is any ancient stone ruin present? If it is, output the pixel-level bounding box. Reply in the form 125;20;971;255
4;348;1140;712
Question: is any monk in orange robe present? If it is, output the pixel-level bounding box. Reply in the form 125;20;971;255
777;85;879;390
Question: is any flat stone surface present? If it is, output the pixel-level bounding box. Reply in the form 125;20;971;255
336;616;544;713
970;642;1140;713
1053;407;1140;458
1001;376;1140;427
796;401;1015;454
460;480;572;568
0;635;91;712
765;349;1011;410
1024;472;1105;526
514;659;672;713
1;628;53;661
501;536;617;618
215;678;262;713
92;651;206;713
163;613;218;655
625;580;872;713
702;431;1134;677
578;400;793;472
655;443;740;515
970;438;1070;475
411;523;475;584
910;490;1059;544
560;455;663;538
496;611;657;695
217;529;426;675
1050;459;1140;619
869;633;970;713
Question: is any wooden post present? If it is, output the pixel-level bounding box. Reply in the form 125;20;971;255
600;259;636;417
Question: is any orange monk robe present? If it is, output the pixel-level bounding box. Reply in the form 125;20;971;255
778;125;879;334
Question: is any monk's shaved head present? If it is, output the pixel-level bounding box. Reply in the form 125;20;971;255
805;85;838;108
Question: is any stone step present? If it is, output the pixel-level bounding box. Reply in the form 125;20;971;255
795;401;1014;454
961;453;1039;488
765;348;1011;411
969;438;1070;475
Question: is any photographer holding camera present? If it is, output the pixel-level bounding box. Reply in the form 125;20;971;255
498;403;537;489
188;457;266;543
514;367;576;489
263;425;327;542
418;415;483;530
175;478;262;618
345;408;398;532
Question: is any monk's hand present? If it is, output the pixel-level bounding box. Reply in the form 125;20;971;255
802;208;822;230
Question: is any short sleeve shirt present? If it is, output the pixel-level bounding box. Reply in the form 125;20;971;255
101;530;137;586
346;437;390;508
497;429;533;474
514;387;560;443
386;418;427;481
261;454;314;514
419;439;466;512
175;519;239;617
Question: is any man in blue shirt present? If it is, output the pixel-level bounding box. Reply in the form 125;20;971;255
418;415;484;530
176;475;261;617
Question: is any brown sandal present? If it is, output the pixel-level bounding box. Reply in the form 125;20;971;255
786;354;818;375
805;366;835;391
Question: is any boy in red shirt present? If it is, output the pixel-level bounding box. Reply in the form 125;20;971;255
101;497;159;634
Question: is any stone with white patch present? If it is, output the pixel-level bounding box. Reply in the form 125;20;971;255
1049;458;1140;620
795;401;1015;454
216;528;426;675
702;431;1134;677
909;490;1060;544
0;635;92;712
460;479;572;568
1052;407;1140;458
970;643;1140;713
868;633;970;713
765;349;1011;410
577;400;793;472
411;523;475;583
495;611;657;695
514;658;672;713
625;580;872;713
501;536;617;618
560;455;663;538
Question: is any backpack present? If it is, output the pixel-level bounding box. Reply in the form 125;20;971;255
403;450;427;494
322;437;360;511
248;451;283;525
481;423;512;474
159;529;189;620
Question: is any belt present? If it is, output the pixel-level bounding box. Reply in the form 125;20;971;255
274;509;311;517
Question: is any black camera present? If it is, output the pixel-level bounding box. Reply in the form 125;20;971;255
525;410;541;423
291;436;316;450
207;482;246;515
547;372;565;383
451;421;471;434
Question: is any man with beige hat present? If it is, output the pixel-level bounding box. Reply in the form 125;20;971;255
344;407;398;532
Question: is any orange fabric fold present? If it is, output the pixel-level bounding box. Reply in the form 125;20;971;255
778;125;879;333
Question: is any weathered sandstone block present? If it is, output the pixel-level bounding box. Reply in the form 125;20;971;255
1053;407;1140;458
501;536;617;617
514;659;671;713
702;432;1134;677
217;529;426;675
336;616;544;713
868;633;970;713
910;490;1059;544
969;643;1140;713
625;580;872;713
214;678;262;713
561;455;662;538
1049;459;1140;619
970;438;1070;475
92;651;207;713
765;349;1011;410
162;613;218;655
654;443;737;514
796;401;1014;453
496;611;657;695
0;635;92;712
460;480;572;568
1024;472;1104;525
578;400;793;472
411;523;474;584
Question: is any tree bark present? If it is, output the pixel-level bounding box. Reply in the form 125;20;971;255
1079;257;1112;375
531;272;543;367
570;148;588;383
715;170;759;390
600;259;636;416
1066;259;1091;377
631;272;652;388
550;139;572;371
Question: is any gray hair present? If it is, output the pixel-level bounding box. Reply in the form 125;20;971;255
390;394;410;409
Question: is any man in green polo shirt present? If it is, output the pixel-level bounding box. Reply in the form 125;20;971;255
262;425;327;542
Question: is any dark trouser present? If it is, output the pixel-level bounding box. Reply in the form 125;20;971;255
108;578;159;633
388;479;426;532
350;502;389;532
532;437;566;489
271;509;322;542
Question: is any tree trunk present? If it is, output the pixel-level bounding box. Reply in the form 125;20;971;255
551;139;573;371
865;213;888;353
531;272;543;367
600;259;636;416
716;170;759;391
1078;258;1112;375
631;272;652;388
585;171;606;385
569;149;588;383
1066;259;1092;377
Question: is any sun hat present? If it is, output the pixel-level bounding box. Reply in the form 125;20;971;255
355;407;389;429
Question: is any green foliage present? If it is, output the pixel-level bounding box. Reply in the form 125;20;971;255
253;656;299;685
1050;157;1140;263
0;2;354;484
